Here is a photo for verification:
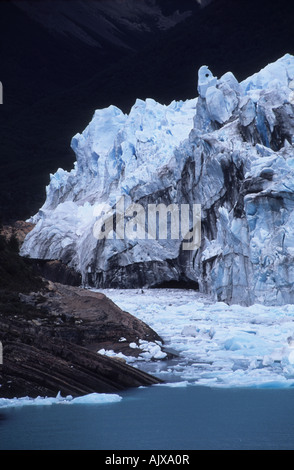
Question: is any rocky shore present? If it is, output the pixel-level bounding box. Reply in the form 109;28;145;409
0;223;165;398
0;282;164;399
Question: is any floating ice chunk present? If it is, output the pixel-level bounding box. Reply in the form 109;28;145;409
224;333;259;351
138;340;167;359
0;392;122;408
97;348;138;363
288;350;294;365
69;393;122;405
98;340;167;363
262;355;274;366
181;325;198;337
155;381;190;388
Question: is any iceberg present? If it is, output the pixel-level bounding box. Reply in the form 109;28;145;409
21;54;294;306
0;392;122;409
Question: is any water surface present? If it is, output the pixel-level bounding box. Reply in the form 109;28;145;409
1;385;294;450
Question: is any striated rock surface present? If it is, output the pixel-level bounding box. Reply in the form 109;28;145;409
0;282;164;398
21;54;294;306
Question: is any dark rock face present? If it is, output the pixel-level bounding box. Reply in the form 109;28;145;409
1;338;159;399
37;283;163;354
30;259;82;287
0;220;35;245
0;283;163;398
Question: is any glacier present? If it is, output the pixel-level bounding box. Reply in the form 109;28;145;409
21;53;294;306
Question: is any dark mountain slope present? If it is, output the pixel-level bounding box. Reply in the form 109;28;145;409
0;0;199;222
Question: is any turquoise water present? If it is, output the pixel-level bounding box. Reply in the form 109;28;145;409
1;385;294;450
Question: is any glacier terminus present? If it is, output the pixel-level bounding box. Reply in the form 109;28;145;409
21;54;294;307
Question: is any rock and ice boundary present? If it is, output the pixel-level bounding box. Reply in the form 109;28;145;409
21;54;294;306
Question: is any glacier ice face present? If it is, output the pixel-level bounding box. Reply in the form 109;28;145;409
22;97;198;289
21;54;294;306
190;54;294;305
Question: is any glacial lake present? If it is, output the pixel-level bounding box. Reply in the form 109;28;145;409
2;288;294;450
1;384;294;450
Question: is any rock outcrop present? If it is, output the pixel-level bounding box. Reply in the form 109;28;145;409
1;220;35;246
0;282;164;398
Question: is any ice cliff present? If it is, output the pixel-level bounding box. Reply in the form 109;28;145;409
21;54;294;306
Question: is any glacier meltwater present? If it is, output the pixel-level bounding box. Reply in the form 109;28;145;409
21;54;294;307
